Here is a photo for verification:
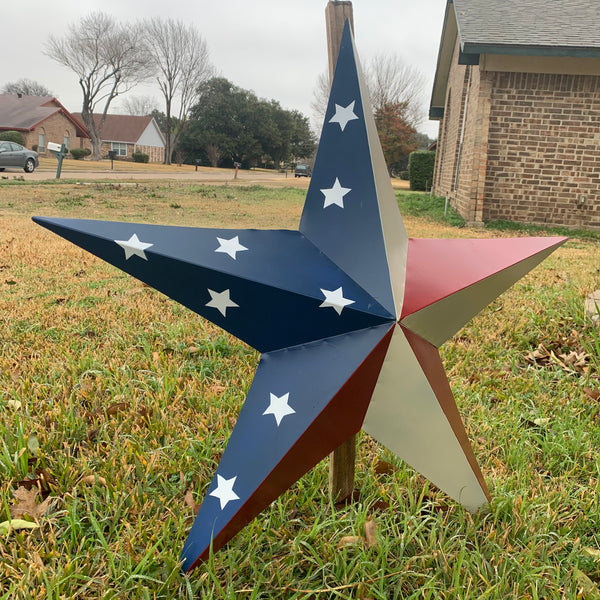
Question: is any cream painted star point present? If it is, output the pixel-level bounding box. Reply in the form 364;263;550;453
114;233;153;260
329;100;359;131
319;287;355;315
263;392;295;426
320;178;352;209
206;288;239;317
209;475;240;510
215;236;248;260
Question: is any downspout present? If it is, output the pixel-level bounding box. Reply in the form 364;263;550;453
453;65;471;191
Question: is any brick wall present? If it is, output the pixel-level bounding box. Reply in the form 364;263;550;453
432;40;492;223
136;144;164;163
78;138;164;163
22;113;76;154
434;49;600;230
433;39;467;200
484;72;600;229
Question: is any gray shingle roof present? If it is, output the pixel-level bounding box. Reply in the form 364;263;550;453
0;95;57;130
453;0;600;54
0;95;88;137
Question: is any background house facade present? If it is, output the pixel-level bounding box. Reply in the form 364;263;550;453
0;95;88;154
73;114;166;163
430;0;600;230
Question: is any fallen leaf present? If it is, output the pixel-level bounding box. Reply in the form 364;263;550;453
373;460;398;476
337;535;363;549
27;434;40;456
9;487;51;519
533;417;550;427
364;518;378;548
574;568;600;599
184;490;200;515
7;399;22;410
583;547;600;560
106;402;129;417
80;474;107;486
584;388;600;402
0;519;40;534
152;351;160;363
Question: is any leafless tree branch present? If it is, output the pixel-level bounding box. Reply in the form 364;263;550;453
45;12;152;160
142;18;213;164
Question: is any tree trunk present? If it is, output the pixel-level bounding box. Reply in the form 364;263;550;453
81;112;103;161
89;131;102;161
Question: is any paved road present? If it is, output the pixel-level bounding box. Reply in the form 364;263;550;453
3;166;306;184
1;166;408;189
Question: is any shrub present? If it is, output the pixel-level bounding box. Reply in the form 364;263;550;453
132;151;149;163
70;148;91;160
32;144;38;152
408;151;436;191
0;130;25;145
398;170;409;180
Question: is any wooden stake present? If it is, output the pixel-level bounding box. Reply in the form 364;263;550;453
325;1;357;504
325;1;354;82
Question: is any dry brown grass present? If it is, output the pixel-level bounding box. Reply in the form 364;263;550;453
1;180;599;599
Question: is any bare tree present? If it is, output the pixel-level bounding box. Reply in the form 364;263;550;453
120;95;160;116
2;78;53;97
45;12;152;160
367;53;425;129
143;18;213;164
311;54;426;130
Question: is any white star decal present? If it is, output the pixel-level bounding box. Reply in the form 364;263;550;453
263;392;296;426
215;236;248;260
320;178;352;209
206;288;239;317
319;287;356;315
114;233;153;260
209;475;240;510
328;100;359;131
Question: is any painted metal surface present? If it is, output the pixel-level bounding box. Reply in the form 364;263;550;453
34;21;566;572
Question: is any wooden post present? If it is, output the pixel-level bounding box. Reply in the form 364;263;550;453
325;1;356;504
325;1;354;82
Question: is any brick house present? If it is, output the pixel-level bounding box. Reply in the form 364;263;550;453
430;0;600;230
0;94;88;154
73;114;166;163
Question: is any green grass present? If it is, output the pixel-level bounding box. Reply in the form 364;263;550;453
396;192;466;228
1;182;599;598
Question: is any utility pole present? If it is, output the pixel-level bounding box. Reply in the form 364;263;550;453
325;1;356;504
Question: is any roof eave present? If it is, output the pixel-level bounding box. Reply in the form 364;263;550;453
429;0;457;121
462;42;600;59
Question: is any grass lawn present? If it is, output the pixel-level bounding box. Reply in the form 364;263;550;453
1;181;599;599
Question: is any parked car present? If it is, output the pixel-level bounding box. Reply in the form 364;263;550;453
294;164;311;178
0;141;39;173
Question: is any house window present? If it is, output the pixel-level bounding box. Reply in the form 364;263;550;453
63;130;70;150
38;131;46;153
111;142;127;157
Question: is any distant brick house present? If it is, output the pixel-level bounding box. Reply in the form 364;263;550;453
430;0;600;230
73;114;166;163
0;94;88;154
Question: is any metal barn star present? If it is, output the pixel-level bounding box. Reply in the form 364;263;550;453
34;23;566;572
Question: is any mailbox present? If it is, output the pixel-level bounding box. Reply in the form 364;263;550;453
48;142;68;179
48;142;63;153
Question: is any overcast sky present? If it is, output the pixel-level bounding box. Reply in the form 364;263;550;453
3;0;446;138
